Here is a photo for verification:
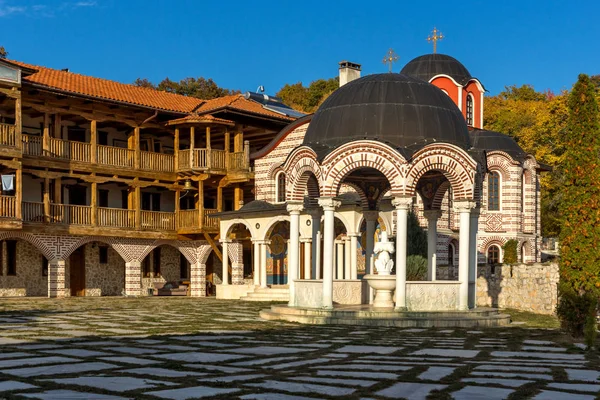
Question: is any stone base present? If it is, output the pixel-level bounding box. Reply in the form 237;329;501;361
260;305;511;328
216;284;255;300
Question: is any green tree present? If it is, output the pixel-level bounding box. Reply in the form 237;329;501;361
557;74;600;342
133;76;237;100
276;77;338;113
132;78;155;89
0;46;7;59
276;82;308;112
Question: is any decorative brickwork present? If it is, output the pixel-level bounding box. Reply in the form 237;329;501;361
190;262;206;297
48;259;67;298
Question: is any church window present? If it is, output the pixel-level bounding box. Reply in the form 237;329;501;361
6;240;16;276
276;172;286;203
488;172;500;211
466;94;474;126
487;245;500;265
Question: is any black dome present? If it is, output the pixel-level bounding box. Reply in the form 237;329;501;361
401;54;472;85
469;129;527;162
303;73;470;159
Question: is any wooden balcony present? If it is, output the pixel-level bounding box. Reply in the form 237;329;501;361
48;137;91;163
0;123;18;147
0;195;16;218
176;208;219;233
97;145;134;168
141;210;175;231
140;151;174;172
98;207;135;229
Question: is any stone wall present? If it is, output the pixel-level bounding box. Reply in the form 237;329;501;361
476;262;558;315
84;244;125;297
141;245;182;295
0;239;48;297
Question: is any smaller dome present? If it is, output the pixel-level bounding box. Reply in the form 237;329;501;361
469;129;527;162
401;54;472;85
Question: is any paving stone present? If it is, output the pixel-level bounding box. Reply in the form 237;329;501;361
532;390;595;400
316;370;399;379
0;337;30;345
45;376;175;392
335;345;402;354
375;382;446;399
183;364;249;373
224;346;315;355
451;385;513;399
152;351;243;363
99;356;161;365
198;374;266;383
0;356;76;368
411;348;480;358
145;386;239;399
240;394;319;400
231;356;298;366
41;349;111;357
290;376;378;387
0;352;32;359
107;346;163;355
418;366;456;380
523;340;555;345
19;390;128;399
123;367;206;377
565;369;600;382
135;339;164;345
548;383;600;392
172;334;248;341
0;380;37;391
521;346;567;352
462;378;532;387
491;351;584;360
246;380;355;396
188;341;238;348
312;363;412;372
470;371;553;380
4;362;117;377
474;365;552;373
264;358;331;370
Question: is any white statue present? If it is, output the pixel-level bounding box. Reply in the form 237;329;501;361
373;231;395;275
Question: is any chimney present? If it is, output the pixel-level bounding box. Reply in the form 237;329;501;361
339;61;361;87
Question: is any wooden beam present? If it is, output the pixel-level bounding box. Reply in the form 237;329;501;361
189;126;195;169
43;177;50;223
42;113;50;156
174;128;179;170
54;177;62;203
15;165;22;220
217;186;223;212
203;232;223;262
133;127;140;169
90;120;97;164
134;185;141;230
53;113;61;138
91;181;97;226
198;180;204;230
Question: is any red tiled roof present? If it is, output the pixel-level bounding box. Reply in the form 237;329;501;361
196;94;295;121
166;114;235;126
10;60;204;113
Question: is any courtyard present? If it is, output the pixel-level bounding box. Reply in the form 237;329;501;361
0;298;594;399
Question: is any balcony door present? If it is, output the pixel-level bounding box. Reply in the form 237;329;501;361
67;127;86;142
69;247;86;297
68;185;87;206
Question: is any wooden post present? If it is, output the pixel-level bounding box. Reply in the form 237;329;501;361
234;185;243;211
206;126;211;149
174;128;179;170
244;140;250;169
134;185;141;229
91;181;97;226
90;120;97;164
234;125;242;152
189;127;195;169
54;177;62;204
15;165;21;220
43;113;50;156
53;113;61;138
133;127;140;169
14;95;21;147
217;186;223;212
174;189;180;230
43;178;50;223
224;128;230;169
206;126;212;170
198;180;204;230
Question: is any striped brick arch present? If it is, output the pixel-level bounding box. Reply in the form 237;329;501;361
486;152;518;180
284;147;323;202
406;144;478;201
0;232;56;260
320;141;405;198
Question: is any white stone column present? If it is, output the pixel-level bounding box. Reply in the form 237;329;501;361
310;210;321;280
393;197;412;311
253;240;260;286
469;208;480;309
315;231;322;279
260;241;268;288
124;260;142;297
319;197;340;309
287;201;303;307
424;210;442;281
220;240;229;286
349;233;358;280
190;262;206;297
303;240;311;279
336;241;344;280
48;259;67;298
455;200;476;310
344;237;351;280
364;210;379;304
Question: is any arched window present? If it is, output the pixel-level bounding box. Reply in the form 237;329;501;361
276;172;286;203
487;245;500;265
466;94;474;126
448;243;455;266
488;172;500;211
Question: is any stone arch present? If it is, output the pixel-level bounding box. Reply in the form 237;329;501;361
342;182;370;209
262;215;291;241
136;240;197;266
60;236;129;262
480;236;507;263
486;152;518;181
0;232;55;260
355;213;390;236
198;245;213;265
284;148;323;202
321;141;405;198
431;181;451;210
406;144;477;200
221;218;257;241
519;239;533;264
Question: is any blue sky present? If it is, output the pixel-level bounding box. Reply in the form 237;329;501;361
1;0;598;96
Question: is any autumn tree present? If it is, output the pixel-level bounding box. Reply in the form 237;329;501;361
133;76;237;100
277;77;338;113
556;74;600;342
0;46;7;59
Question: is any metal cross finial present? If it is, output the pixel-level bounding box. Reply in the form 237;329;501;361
427;27;444;53
382;48;399;72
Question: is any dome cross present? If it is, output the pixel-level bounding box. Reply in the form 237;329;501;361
427;27;444;53
382;48;399;72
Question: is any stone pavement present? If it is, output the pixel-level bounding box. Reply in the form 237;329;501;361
0;297;596;399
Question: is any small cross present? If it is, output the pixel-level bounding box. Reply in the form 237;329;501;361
427;27;444;53
382;48;399;72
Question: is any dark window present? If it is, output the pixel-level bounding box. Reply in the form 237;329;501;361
99;189;109;208
277;173;286;203
99;246;109;264
487;245;500;265
143;256;151;277
67;127;86;142
488;172;500;211
180;253;189;279
448;244;455;266
153;247;161;276
121;190;129;209
6;240;16;276
42;256;48;277
98;131;108;146
466;94;474;126
180;195;194;210
142;193;161;211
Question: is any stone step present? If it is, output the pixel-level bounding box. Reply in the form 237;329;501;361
240;286;290;302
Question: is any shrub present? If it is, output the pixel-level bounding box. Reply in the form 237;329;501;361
406;255;427;281
556;284;598;345
407;210;427;257
502;239;518;264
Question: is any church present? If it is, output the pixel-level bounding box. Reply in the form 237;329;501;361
0;48;545;305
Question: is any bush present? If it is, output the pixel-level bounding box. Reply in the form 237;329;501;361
502;239;518;264
556;285;598;346
406;255;427;281
407;210;427;257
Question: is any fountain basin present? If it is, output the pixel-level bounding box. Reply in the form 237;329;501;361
363;274;396;308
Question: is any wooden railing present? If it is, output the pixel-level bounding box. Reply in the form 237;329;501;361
97;145;134;168
192;149;209;169
179;149;190;169
0;196;16;218
98;207;135;229
22;202;45;222
177;209;199;229
140;151;174;172
0;123;17;147
204;208;219;229
141;210;175;231
51;204;92;225
229;151;248;171
49;137;91;162
211;149;226;170
22;134;43;156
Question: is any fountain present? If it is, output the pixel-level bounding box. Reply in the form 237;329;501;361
363;231;397;308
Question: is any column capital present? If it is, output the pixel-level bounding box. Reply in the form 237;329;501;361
392;196;413;210
363;210;379;222
423;209;443;221
318;197;341;210
219;239;232;244
286;201;304;214
453;200;477;213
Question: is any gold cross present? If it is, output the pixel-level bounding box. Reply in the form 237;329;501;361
427;27;444;53
382;48;399;72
